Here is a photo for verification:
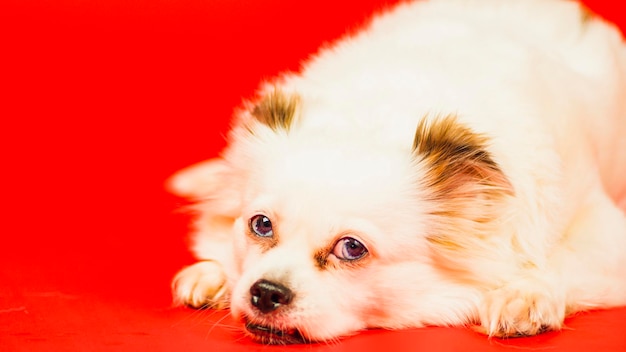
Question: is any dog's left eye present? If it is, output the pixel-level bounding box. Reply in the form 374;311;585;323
332;237;368;261
250;214;274;237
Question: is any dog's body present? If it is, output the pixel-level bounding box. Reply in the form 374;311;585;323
169;0;626;344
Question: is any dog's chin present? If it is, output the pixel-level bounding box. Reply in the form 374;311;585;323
244;318;307;345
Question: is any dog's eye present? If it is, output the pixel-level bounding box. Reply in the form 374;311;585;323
250;214;274;237
332;237;368;261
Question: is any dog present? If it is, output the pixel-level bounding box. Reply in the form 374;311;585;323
168;0;626;344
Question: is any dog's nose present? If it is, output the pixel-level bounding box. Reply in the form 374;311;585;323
249;279;294;313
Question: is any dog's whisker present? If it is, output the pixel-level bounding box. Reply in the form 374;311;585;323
206;310;233;338
169;306;214;328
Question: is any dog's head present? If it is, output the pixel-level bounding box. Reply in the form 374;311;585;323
173;90;512;344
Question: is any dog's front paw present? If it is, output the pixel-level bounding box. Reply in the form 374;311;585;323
478;280;565;337
172;260;229;309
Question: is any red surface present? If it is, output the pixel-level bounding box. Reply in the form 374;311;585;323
1;0;625;351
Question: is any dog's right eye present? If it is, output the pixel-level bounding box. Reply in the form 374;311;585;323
249;214;274;237
332;237;368;261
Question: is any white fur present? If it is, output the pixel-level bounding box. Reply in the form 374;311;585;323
170;0;626;343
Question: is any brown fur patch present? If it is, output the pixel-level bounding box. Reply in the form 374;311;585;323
413;116;513;253
314;248;329;270
251;90;300;132
579;4;595;25
251;236;278;252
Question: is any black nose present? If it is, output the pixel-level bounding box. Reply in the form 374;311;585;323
249;279;294;313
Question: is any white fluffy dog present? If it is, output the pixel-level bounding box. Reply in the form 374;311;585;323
169;0;626;344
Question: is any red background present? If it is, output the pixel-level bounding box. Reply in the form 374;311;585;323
1;0;625;351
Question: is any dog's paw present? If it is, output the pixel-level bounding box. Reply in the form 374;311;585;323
478;280;565;337
172;260;229;309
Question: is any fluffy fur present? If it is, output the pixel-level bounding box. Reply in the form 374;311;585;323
169;0;626;344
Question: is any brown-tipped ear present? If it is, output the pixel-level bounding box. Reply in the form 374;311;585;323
413;116;514;257
413;115;513;203
251;90;300;132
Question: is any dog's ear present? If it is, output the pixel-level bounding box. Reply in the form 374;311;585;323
413;116;513;253
167;158;231;199
251;90;300;132
413;116;512;202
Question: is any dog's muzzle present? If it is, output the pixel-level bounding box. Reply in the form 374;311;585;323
245;279;305;344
